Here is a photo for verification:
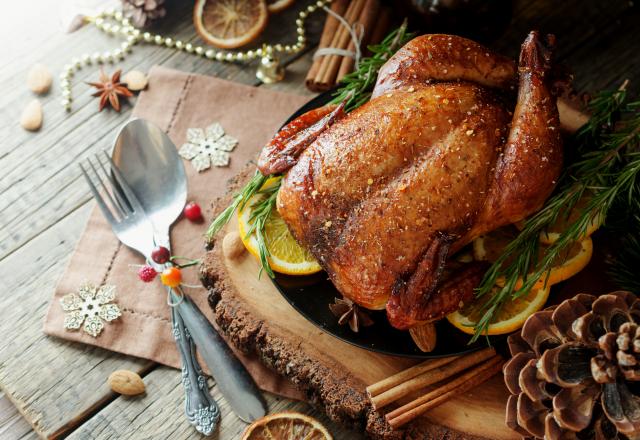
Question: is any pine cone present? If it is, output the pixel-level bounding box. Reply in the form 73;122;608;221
121;0;166;28
503;291;640;439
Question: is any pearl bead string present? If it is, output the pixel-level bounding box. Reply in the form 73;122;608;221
60;0;332;111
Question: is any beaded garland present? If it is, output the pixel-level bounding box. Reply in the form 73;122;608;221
60;0;333;111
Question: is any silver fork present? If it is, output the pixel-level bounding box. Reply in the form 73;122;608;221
80;152;220;435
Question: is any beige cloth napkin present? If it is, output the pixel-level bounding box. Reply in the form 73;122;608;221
43;66;311;400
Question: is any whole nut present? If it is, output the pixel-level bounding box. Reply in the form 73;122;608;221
108;370;145;396
20;99;43;131
223;231;246;260
122;70;148;91
27;64;52;94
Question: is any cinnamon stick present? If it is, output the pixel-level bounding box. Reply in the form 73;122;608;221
312;0;359;90
366;355;457;399
336;0;380;82
305;0;349;91
368;347;495;410
364;6;391;57
316;0;367;90
386;356;504;429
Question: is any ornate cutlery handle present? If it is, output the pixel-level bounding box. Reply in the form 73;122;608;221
170;289;220;435
175;292;267;423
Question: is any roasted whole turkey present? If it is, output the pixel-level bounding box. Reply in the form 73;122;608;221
258;31;562;330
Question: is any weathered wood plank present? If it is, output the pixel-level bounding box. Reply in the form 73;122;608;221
483;0;639;93
0;203;153;438
0;393;39;440
0;1;321;261
0;2;323;438
66;367;362;440
3;0;640;439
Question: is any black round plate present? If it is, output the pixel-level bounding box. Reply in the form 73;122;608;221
269;91;494;358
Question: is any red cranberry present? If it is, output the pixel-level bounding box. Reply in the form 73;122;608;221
183;201;203;221
151;246;171;264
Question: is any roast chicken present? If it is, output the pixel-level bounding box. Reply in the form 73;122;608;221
258;31;562;330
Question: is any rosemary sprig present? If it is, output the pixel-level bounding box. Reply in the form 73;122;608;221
206;170;269;239
471;84;640;342
243;179;281;278
329;19;414;111
207;23;412;277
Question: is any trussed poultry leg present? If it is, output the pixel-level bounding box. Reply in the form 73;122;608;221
387;245;487;330
386;233;452;329
458;31;563;245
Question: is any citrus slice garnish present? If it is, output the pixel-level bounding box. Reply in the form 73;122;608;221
446;285;551;335
241;412;333;440
539;195;602;244
473;226;593;288
472;225;521;263
238;177;322;275
194;0;268;49
267;0;295;13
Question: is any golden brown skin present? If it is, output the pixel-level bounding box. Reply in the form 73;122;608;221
260;32;562;330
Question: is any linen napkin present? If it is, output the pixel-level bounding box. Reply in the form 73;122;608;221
43;66;311;400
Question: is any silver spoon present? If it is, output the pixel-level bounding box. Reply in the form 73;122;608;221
113;119;267;423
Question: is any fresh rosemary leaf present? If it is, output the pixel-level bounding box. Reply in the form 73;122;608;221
206;170;269;239
329;20;414;112
471;84;640;342
244;180;280;278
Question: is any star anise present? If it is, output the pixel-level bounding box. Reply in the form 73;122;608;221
87;69;133;112
329;297;374;333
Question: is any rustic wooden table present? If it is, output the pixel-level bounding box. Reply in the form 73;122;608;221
1;1;639;439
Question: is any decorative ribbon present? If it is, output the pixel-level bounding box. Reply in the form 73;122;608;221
313;6;364;69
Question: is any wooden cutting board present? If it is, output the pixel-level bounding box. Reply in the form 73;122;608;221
201;169;517;440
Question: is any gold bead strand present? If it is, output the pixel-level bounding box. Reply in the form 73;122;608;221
60;0;332;111
59;9;141;111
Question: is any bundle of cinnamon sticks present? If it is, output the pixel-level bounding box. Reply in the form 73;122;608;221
366;347;504;429
305;0;391;92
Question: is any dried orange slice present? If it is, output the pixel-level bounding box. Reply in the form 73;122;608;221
194;0;268;49
241;412;333;440
267;0;295;13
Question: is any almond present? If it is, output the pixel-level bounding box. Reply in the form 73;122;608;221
20;99;43;131
223;231;246;260
122;70;148;91
27;64;52;94
108;370;146;396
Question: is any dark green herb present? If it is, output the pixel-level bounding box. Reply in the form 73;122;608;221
329;20;413;111
471;83;640;342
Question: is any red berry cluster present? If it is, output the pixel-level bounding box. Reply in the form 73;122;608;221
137;265;157;283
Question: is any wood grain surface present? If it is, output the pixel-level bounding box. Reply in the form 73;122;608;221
1;0;640;439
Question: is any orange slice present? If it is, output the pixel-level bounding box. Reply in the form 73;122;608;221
447;285;551;335
241;412;333;440
238;177;322;275
473;226;593;288
539;195;602;244
194;0;268;49
267;0;295;13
